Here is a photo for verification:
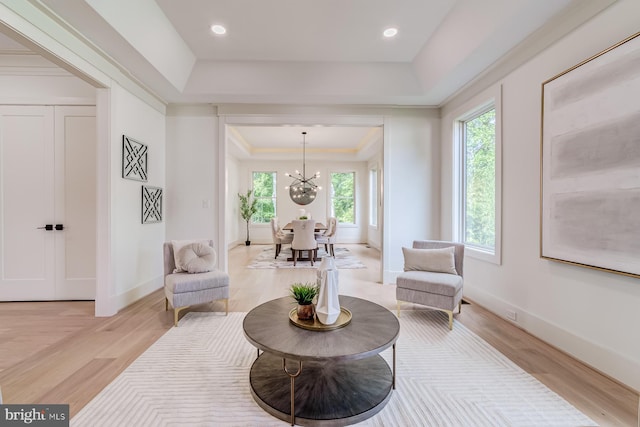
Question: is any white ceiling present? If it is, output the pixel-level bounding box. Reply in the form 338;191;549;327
154;0;455;63
1;0;608;156
227;125;383;160
0;33;28;50
31;0;584;107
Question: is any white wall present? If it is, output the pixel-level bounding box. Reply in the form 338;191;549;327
165;105;218;242
226;155;240;247
440;0;640;391
110;82;166;307
383;111;441;283
234;159;368;245
168;106;438;283
367;152;383;250
0;0;169;315
0;73;95;104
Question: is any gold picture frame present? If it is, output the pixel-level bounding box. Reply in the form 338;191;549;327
540;31;640;278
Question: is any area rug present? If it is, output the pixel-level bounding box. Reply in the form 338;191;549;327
71;310;595;427
247;246;366;269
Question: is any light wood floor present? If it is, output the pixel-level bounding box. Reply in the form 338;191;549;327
0;244;637;425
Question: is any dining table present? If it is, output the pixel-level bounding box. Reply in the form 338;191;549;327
281;222;327;261
281;222;327;232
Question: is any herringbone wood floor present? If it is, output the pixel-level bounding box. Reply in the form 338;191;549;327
0;244;637;425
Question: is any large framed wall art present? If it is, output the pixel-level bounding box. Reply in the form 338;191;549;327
540;32;640;278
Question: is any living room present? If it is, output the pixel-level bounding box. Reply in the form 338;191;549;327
0;0;639;425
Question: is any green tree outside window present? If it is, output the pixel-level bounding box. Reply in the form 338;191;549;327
463;109;495;249
330;172;355;224
252;172;276;223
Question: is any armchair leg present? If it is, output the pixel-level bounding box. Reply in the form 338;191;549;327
330;244;334;257
293;250;297;266
165;298;168;311
174;305;189;327
446;310;453;330
458;300;462;313
396;301;401;317
275;244;281;258
224;298;229;315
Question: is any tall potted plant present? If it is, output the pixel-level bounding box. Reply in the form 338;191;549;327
238;189;258;245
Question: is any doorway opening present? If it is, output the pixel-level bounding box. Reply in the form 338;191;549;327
218;113;385;283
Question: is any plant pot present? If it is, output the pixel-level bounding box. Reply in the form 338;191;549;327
245;241;251;246
296;303;315;320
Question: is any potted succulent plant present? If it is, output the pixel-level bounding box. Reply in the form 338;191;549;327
290;282;318;320
238;189;258;245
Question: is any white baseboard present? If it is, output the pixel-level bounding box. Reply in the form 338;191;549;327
383;270;402;285
465;286;640;393
110;276;164;313
228;240;244;249
366;242;381;251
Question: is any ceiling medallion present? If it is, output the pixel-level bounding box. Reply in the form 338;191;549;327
285;132;321;205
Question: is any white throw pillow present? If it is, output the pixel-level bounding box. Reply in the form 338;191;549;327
402;246;458;275
176;242;217;274
171;239;211;273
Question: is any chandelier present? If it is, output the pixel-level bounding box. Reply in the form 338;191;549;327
285;131;321;205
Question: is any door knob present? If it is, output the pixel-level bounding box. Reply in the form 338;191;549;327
37;224;54;231
55;224;64;231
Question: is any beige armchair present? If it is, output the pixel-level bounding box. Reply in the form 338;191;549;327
291;219;318;266
270;217;293;258
315;217;337;256
163;240;229;326
396;240;464;330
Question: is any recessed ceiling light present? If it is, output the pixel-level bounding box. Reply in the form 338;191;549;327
211;24;227;35
383;28;398;38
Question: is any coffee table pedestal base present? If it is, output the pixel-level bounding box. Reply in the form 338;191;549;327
250;352;393;426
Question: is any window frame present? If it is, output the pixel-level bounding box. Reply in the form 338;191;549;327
369;167;378;228
452;86;502;264
250;171;277;225
329;170;356;226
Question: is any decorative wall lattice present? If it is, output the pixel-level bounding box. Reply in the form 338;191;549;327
122;135;148;181
142;186;163;224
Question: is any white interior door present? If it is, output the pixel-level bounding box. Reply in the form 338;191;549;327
54;106;96;300
0;105;96;301
0;106;56;300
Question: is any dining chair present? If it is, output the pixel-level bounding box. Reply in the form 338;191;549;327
316;217;337;256
291;219;318;266
270;217;293;258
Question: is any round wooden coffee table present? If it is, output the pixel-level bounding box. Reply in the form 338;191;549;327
243;295;399;426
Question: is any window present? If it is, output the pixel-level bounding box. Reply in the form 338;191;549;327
461;108;495;250
330;172;355;224
251;171;276;223
454;89;501;264
369;168;378;227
